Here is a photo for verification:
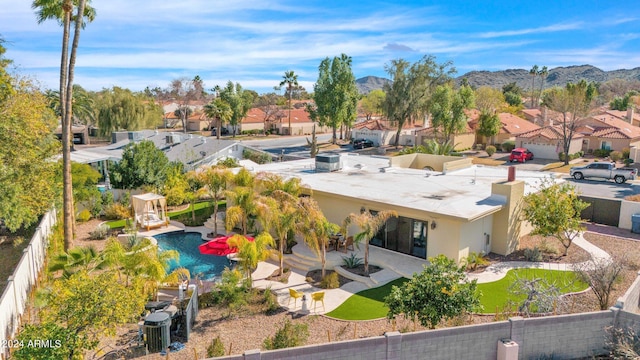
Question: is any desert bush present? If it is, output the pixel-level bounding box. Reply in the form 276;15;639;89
342;253;363;268
263;287;280;314
77;209;92;222
538;239;558;255
104;203;131;220
263;320;309;350
610;151;623;162
593;149;611;158
207;336;226;357
320;272;340;289
501;140;515;152
623;147;631;159
89;224;110;240
625;158;635;166
485;145;496;156
462;252;489;271
524;247;543;262
198;291;217;308
101;191;114;207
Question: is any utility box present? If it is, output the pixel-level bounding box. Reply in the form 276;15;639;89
632;214;640;234
497;338;519;360
315;154;342;172
144;312;171;353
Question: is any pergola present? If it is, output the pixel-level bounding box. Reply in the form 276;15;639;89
132;193;169;231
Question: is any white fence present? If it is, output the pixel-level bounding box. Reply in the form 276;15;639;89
0;208;57;360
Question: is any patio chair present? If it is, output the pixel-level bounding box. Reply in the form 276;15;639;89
288;288;303;308
311;291;325;312
338;236;354;253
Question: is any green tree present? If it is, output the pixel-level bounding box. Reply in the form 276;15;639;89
162;162;189;206
45;84;95;126
279;70;298;135
385;255;481;329
360;89;386;121
32;0;95;250
0;76;59;232
537;66;549;106
192;165;233;236
70;162;101;203
109;140;169;190
313;54;359;144
217;81;253;137
502;82;523;107
610;90;639;111
476;112;501;144
40;271;145;359
542;80;598;165
383;55;455;147
13;322;76;360
298;198;339;279
95;87;163;136
429;84;475;143
343;210;397;275
522;178;590;256
48;245;104;278
225;168;259;235
169;76;204;133
474;86;504;114
204;97;233;139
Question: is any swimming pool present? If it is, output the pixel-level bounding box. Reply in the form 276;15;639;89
154;231;232;281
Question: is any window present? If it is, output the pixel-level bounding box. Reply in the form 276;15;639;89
601;141;612;150
370;211;427;259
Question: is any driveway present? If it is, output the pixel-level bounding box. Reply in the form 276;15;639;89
492;153;549;171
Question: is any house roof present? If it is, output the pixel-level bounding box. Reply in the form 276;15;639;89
606;109;640;124
467;112;540;135
587;113;640;138
516;126;584;140
590;127;636;139
242;108;268;124
353;119;390;131
246;154;553;222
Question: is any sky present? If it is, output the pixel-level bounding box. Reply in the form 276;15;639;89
1;0;639;95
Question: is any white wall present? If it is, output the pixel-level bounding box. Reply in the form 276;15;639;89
619;200;640;230
459;215;493;260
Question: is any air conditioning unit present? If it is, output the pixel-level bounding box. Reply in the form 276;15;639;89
144;312;171;353
128;131;144;142
166;134;182;145
315;154;341;172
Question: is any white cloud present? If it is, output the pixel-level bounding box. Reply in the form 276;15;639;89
477;22;583;38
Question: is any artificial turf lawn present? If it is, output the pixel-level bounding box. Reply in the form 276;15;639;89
325;278;409;320
475;268;588;314
106;201;223;229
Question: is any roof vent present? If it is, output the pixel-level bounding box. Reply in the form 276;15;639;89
315;154;341;172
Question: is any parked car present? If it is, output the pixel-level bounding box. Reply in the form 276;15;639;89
211;127;229;136
509;148;534;163
353;139;374;149
569;162;638;184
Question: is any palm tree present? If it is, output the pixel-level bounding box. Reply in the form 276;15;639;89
225;169;258;235
269;191;303;277
343;210;398;275
227;233;274;285
537;66;549;108
529;65;539;108
298;198;339;279
204;98;233;140
279;70;298;136
193;166;233;236
48;245;104;278
45;85;95;126
32;0;96;250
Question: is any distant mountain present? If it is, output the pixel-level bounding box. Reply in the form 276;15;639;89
356;66;640;94
356;76;391;94
457;65;640;90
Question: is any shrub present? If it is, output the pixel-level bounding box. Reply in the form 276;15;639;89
77;209;92;222
624;158;634;167
485;145;496;156
198;291;217;308
119;192;131;208
623;147;631;159
342;253;363;268
101;191;114;207
207;336;226;357
501;140;515;152
89;224;110;240
610;151;623;162
594;149;611;158
558;152;567;162
243;149;272;164
263;287;280;314
104;203;131;220
320;272;340;289
263;320;309;350
523;247;543;262
462;252;489;271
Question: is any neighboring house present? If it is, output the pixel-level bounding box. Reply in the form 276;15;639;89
515;126;583;159
350;119;420;146
415;122;475;150
54;124;90;145
239;108;271;133
239;104;331;136
469;112;540;145
69;130;270;180
577;111;640;153
247;153;552;263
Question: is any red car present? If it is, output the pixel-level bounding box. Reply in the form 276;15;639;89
509;148;534;162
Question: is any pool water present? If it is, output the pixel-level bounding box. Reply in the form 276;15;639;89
154;231;232;281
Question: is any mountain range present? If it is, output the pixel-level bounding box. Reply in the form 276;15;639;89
355;65;640;94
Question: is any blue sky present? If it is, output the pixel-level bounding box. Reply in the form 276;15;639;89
1;0;638;94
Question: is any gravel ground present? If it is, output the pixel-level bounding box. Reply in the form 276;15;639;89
74;221;640;360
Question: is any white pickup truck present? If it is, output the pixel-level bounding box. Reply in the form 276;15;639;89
569;162;638;184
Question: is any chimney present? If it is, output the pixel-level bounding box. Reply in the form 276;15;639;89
628;106;635;124
542;107;552;126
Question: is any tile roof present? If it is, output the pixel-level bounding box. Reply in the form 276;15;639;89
587;113;640;138
242;108;267;124
498;113;540;135
516;126;584;140
353;119;390;130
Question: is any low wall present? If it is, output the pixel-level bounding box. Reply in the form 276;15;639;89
208;309;635;360
1;208;57;360
619;199;640;230
616;271;640;312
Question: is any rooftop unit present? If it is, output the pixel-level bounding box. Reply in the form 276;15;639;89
315;154;341;172
166;133;182;145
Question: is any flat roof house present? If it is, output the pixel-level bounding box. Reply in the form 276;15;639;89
248;153;552;263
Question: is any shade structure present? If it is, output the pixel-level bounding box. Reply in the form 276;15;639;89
199;235;254;256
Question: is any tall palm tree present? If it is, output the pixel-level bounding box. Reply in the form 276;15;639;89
269;190;303;277
529;65;539;108
298;198;339;279
225;168;258;235
194;166;233;236
45;84;95;126
279;70;298;136
343;210;398;275
32;0;96;250
537;66;549;108
203;98;232;140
